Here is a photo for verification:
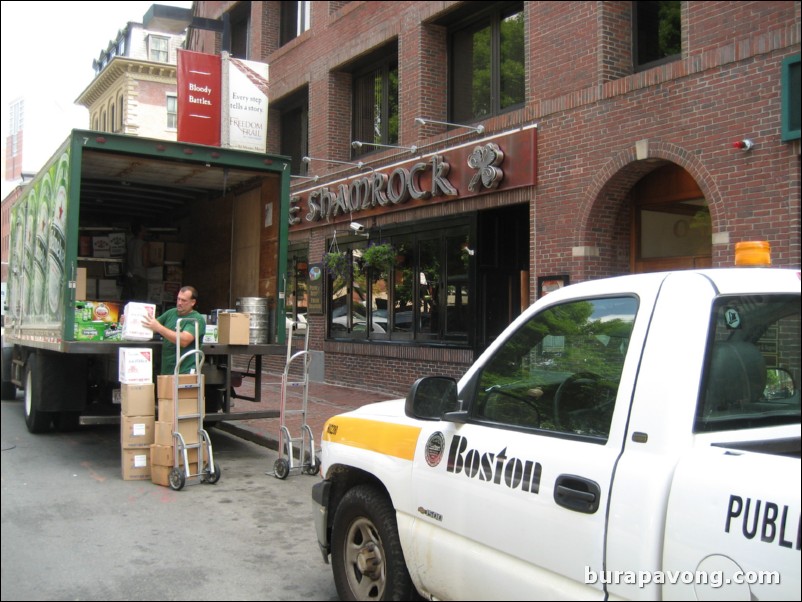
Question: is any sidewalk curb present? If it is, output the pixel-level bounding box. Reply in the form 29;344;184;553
217;420;279;451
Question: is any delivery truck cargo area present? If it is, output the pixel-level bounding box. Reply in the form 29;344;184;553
2;129;291;434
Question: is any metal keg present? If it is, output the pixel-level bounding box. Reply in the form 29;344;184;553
235;297;271;344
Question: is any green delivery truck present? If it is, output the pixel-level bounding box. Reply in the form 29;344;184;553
2;130;291;432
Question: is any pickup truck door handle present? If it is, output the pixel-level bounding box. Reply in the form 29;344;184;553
553;475;601;514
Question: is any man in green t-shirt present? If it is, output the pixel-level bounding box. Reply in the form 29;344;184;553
143;285;206;374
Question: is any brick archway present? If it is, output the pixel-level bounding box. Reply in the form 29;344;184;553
572;141;722;281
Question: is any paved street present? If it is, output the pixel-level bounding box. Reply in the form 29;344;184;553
0;394;338;601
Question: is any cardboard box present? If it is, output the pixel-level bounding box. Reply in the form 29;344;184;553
120;415;155;448
75;301;121;323
74;320;107;341
92;301;121;323
98;279;120;300
146;282;164;304
158;397;204;423
162;281;181;302
122;302;157;341
76;267;87;300
93;236;110;258
165;264;184;282
118;347;154;384
121;449;151;481
155;419;200;446
218;312;249;345
202;325;218;343
108;231;126;257
85;277;98;300
146;266;164;282
79;235;92;257
148;241;165;266
121;383;155;417
157;374;205;400
150;444;199;466
151;462;199;487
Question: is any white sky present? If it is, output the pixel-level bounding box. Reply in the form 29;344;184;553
0;1;193;195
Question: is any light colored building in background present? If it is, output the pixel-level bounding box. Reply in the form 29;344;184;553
2;6;186;299
75;18;186;139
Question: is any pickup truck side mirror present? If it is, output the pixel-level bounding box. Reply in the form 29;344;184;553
405;376;459;420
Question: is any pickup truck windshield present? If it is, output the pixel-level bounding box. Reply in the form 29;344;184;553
697;294;801;432
473;296;638;440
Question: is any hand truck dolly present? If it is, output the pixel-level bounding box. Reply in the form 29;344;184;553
270;320;320;479
168;318;221;491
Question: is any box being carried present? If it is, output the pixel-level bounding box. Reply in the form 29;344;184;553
122;302;157;341
119;347;153;384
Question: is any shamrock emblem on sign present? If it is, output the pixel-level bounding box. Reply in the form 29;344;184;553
467;143;504;192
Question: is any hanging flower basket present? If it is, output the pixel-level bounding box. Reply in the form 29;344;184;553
361;242;396;277
323;250;351;280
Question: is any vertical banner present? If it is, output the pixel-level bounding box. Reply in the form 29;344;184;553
222;54;269;152
177;49;222;146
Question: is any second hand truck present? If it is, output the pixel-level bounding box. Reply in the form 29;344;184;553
271;320;320;479
168;318;222;491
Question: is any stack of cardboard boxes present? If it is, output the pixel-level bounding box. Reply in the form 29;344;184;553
118;345;207;486
119;349;156;481
151;373;206;486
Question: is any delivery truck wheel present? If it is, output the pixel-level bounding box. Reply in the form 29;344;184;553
24;357;54;433
331;485;416;602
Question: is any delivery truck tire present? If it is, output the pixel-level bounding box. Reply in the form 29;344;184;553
24;356;54;433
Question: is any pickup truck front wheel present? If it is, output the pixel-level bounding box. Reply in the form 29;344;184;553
331;485;416;601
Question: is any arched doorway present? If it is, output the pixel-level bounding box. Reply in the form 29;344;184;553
630;163;712;273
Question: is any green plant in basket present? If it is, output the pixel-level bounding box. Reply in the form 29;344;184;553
323;250;351;279
361;242;396;278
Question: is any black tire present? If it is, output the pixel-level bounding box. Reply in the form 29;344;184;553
331;485;416;601
24;357;54;433
203;463;222;484
169;467;186;491
304;457;321;476
1;380;17;400
273;458;290;480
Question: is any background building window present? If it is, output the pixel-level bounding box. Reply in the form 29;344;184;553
149;35;169;63
634;1;681;70
276;89;309;175
280;1;310;46
166;95;177;129
781;54;800;141
351;45;399;158
450;2;524;124
229;1;252;59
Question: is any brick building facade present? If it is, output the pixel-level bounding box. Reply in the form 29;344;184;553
187;1;801;396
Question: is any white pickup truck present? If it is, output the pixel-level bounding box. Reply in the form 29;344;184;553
312;266;801;601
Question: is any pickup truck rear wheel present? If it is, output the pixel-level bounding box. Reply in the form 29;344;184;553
331;485;416;601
